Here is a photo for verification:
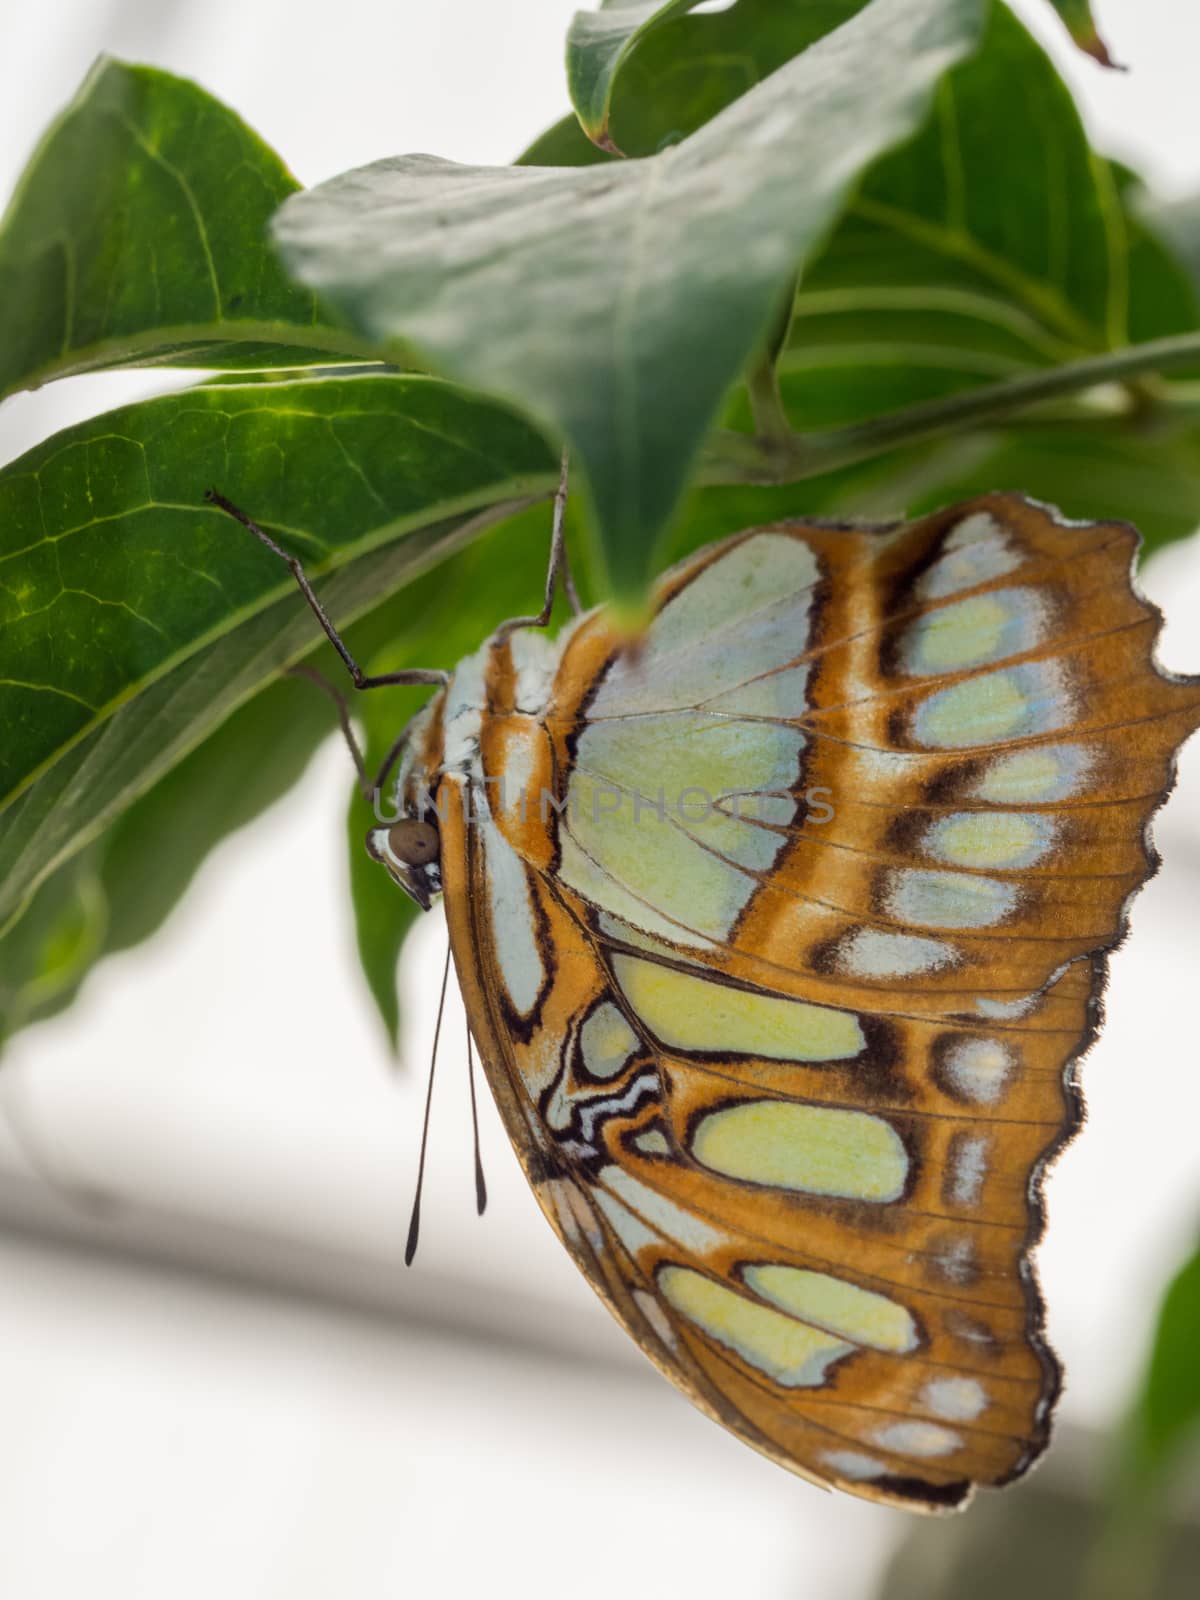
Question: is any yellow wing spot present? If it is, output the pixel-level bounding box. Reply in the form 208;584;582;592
924;811;1052;870
972;742;1091;803
659;1267;853;1388
579;1002;641;1080
632;1128;671;1156
914;663;1068;748
612;955;864;1061
691;1101;909;1202
901;589;1043;675
743;1264;918;1353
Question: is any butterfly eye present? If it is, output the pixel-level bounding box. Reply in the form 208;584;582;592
387;819;439;867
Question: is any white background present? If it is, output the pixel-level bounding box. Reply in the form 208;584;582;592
1;3;1198;1598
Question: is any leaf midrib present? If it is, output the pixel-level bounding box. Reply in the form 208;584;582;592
1;321;389;403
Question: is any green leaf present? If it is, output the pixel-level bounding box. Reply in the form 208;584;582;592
878;423;1200;556
536;4;1200;566
785;0;1132;425
96;671;334;958
1118;171;1200;351
274;0;985;608
0;674;325;1051
1083;1236;1200;1599
0;511;481;940
1140;191;1200;298
535;4;1200;422
724;4;1200;543
0;373;554;817
566;0;711;149
562;1;869;157
1045;1;1118;67
0;503;561;1059
0;57;375;401
0;847;106;1046
1128;1237;1200;1485
0;375;556;933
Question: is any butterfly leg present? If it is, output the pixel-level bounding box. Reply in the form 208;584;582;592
203;489;451;694
283;662;375;799
497;450;580;635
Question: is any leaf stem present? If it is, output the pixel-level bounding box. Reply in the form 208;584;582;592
746;356;793;451
705;330;1200;484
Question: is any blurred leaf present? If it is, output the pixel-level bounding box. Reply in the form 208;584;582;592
566;0;701;148
879;1442;1200;1600
0;373;554;819
0;848;106;1045
747;6;1200;548
0;57;375;401
543;2;1197;361
1140;191;1200;297
274;0;985;608
517;111;613;170
1045;1;1118;67
96;672;334;957
529;2;1200;560
1117;171;1200;350
697;25;1200;552
901;421;1200;555
786;4;1144;418
0;675;324;1050
1128;1237;1200;1485
1077;1237;1200;1600
547;1;869;163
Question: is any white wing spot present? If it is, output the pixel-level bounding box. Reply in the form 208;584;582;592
873;1421;963;1458
480;814;545;1014
837;927;957;979
922;1377;988;1422
949;1135;989;1206
885;868;1018;930
917;512;1022;600
942;1039;1015;1105
821;1450;887;1482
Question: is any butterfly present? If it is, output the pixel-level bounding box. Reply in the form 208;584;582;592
212;484;1200;1511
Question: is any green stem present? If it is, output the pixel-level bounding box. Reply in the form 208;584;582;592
746;355;792;450
705;330;1200;484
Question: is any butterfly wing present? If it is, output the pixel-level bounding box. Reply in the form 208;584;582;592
439;495;1200;1511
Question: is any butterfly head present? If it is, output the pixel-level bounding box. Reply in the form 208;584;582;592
365;816;443;911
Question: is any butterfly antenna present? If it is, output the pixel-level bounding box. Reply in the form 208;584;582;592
404;940;452;1266
466;1022;488;1216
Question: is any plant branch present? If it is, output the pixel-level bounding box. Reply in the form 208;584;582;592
704;330;1200;484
